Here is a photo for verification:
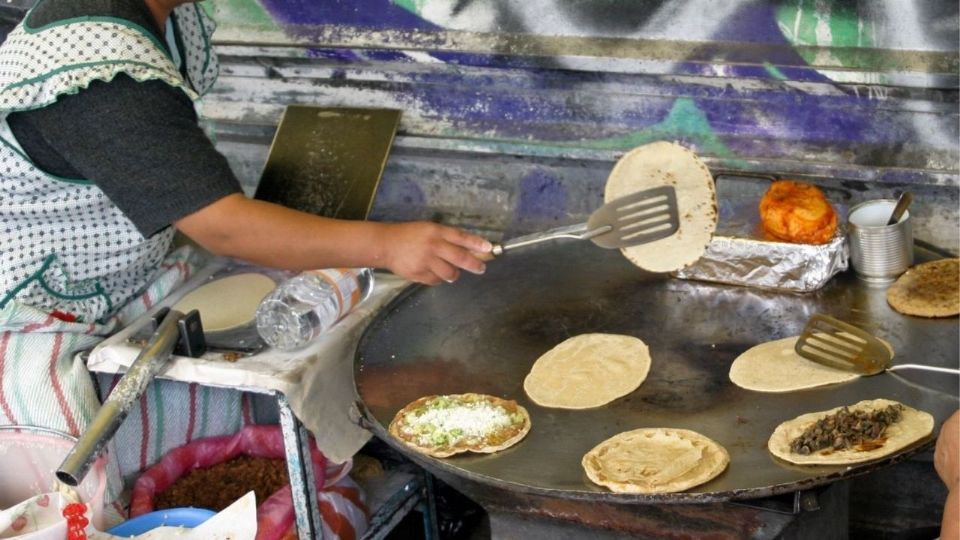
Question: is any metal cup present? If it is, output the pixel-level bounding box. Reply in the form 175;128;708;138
847;199;913;283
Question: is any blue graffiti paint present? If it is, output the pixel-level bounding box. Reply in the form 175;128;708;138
500;169;571;236
373;177;427;208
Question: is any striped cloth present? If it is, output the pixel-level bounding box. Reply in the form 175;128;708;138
0;247;253;526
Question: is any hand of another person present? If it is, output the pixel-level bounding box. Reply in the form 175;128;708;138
935;409;959;540
378;222;492;285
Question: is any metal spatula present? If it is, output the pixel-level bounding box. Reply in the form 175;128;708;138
490;185;680;256
794;314;960;376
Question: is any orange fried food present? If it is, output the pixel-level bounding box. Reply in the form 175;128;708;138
759;180;838;244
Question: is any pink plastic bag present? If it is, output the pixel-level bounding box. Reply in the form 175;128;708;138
130;425;367;540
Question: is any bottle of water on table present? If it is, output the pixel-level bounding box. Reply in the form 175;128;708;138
256;267;374;350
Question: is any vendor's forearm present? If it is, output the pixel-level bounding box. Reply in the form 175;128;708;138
175;193;389;270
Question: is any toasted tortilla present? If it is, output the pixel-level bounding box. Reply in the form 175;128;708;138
583;428;729;493
604;141;717;272
768;398;934;465
524;333;651;409
173;273;276;332
388;393;531;458
886;258;960;318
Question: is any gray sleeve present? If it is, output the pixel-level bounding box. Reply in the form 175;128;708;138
7;74;242;237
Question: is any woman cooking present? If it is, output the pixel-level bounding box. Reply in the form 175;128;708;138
0;0;491;522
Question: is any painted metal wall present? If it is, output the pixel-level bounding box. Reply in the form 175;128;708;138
200;0;959;251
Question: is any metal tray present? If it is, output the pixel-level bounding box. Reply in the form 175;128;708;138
674;175;848;292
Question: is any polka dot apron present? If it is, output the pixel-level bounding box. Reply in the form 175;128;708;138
0;4;252;523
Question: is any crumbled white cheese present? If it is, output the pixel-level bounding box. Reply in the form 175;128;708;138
405;401;515;446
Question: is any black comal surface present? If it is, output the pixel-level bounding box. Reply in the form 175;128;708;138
354;241;959;503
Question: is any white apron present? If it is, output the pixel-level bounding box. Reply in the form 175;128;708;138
0;4;249;522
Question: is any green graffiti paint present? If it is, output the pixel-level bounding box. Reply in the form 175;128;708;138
394;0;427;17
775;0;875;69
586;98;740;161
202;0;278;31
763;61;788;81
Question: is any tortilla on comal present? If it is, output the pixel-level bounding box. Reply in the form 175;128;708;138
604;141;717;272
730;336;861;393
729;334;896;393
768;398;934;466
886;258;960;318
388;393;531;458
583;428;729;493
524;333;651;409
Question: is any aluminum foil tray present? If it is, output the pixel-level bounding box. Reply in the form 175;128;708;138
674;176;848;292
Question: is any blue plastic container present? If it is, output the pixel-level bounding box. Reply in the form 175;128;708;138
107;507;216;535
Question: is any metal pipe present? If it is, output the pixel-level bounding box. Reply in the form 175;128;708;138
278;392;323;540
56;309;185;486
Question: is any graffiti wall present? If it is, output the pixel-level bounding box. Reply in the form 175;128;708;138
200;0;959;250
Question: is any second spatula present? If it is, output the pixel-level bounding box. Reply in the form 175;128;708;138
794;313;959;376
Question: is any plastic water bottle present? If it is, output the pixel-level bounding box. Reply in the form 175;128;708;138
256;268;374;350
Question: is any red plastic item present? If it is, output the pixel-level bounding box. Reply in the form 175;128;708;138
63;503;88;539
130;425;360;540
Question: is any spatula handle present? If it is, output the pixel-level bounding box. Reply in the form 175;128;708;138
887;364;960;375
490;222;604;256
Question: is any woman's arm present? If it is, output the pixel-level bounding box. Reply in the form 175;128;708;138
175;193;491;285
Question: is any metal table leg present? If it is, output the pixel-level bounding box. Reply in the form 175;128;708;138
420;472;440;540
277;391;324;540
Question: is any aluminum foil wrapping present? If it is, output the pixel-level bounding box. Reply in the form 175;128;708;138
674;197;849;292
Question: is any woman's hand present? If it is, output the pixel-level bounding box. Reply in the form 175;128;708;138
935;410;959;540
376;222;491;285
936;410;960;488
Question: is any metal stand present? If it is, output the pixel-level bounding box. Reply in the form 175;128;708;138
420;472;440;540
277;391;324;540
276;391;442;540
359;468;440;540
82;355;438;540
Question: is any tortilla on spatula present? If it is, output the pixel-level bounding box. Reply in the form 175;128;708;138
886;258;960;318
604;142;717;272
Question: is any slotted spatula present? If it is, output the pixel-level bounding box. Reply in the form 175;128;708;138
490;185;680;256
794;313;960;376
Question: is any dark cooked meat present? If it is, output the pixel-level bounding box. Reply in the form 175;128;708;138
789;404;904;455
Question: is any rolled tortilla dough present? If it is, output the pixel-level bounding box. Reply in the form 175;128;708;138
173;273;276;332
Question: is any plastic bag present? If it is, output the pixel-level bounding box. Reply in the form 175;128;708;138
130;425;367;540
